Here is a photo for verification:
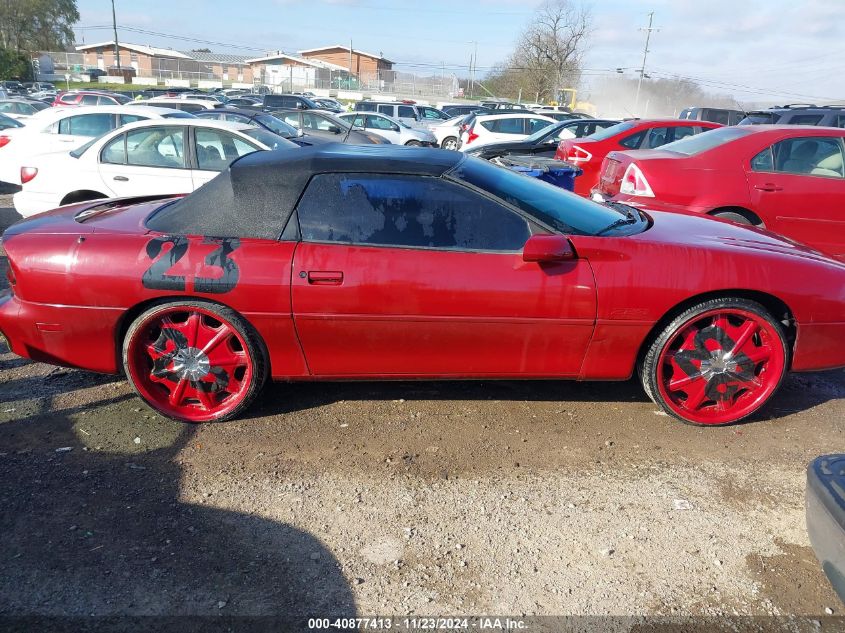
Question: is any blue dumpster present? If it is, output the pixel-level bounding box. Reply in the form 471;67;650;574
493;155;582;192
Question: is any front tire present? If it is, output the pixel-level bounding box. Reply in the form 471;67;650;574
122;300;267;422
641;298;788;425
404;140;422;146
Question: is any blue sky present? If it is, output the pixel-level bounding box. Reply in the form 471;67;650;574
75;0;845;104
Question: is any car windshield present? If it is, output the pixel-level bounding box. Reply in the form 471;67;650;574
586;121;637;141
450;157;645;236
242;128;298;151
658;127;752;155
738;112;781;125
0;112;22;129
254;114;298;138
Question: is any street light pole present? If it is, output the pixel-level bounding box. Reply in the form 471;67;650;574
111;0;121;75
634;11;657;116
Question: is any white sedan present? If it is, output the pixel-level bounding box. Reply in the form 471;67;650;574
430;115;469;150
13;119;295;217
336;112;437;146
0;105;193;185
459;113;556;152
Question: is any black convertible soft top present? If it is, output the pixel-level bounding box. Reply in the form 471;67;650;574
146;144;465;240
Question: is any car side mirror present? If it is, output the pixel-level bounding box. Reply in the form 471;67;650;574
328;125;341;134
522;235;576;263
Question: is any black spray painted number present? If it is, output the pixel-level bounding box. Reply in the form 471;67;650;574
142;236;241;294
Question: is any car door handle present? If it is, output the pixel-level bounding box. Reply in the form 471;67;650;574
754;183;782;192
306;270;343;285
113;176;129;182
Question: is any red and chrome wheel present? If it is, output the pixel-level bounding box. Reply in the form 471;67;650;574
123;301;266;422
642;298;788;425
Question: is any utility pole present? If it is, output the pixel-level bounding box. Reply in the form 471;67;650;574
467;41;478;98
349;38;353;87
634;11;657;116
111;0;121;74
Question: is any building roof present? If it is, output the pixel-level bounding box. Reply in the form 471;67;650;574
75;41;193;59
182;51;252;64
244;52;348;72
298;45;393;64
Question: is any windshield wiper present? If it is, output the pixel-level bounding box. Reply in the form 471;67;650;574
596;203;640;236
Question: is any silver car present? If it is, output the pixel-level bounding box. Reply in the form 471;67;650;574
337;112;439;146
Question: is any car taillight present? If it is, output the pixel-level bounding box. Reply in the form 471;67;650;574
619;163;654;197
20;167;38;184
465;127;479;144
0;136;10;149
568;145;593;163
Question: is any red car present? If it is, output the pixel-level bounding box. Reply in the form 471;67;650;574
2;146;844;425
52;90;132;107
555;119;723;196
592;125;845;262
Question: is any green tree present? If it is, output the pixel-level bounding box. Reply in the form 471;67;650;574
0;0;80;52
0;47;31;79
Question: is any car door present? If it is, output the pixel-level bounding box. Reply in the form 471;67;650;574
97;125;194;197
290;172;597;376
745;135;845;259
191;127;264;188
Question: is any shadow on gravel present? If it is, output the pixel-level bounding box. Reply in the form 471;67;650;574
0;390;356;621
252;369;845;425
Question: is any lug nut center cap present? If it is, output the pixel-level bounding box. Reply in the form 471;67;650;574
172;347;211;381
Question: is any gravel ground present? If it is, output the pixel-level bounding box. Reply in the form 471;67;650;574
1;197;844;627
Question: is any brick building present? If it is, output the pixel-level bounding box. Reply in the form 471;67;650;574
298;45;393;83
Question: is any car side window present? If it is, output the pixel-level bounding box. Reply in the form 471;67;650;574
80;94;98;105
377;104;394;116
58;113;115;136
97;96;116;105
618;130;646;149
60;94;76;104
223;113;250;123
357;102;377;112
195;128;259;171
491;118;525;134
644;127;670;149
296;173;532;251
788;114;823;126
101;134;127;164
750;147;774;172
670;126;696;143
125;127;186;169
528;118;551;134
367;115;395;131
119;114;147;125
350;114;366;127
280;112;301;128
397;105;416;119
770;137;845;177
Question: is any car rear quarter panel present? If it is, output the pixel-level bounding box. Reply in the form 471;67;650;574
2;226;308;376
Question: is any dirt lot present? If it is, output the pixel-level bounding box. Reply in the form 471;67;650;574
1;195;844;627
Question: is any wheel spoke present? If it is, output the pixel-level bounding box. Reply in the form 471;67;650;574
169;378;188;406
201;326;233;356
669;372;702;391
185;312;201;347
195;387;215;411
713;314;730;332
729;320;758;357
682;379;708;411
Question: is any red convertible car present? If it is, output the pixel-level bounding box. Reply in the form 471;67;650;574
554;119;722;196
2;145;844;425
591;125;845;262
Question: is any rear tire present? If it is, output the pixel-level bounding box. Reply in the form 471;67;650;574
641;297;788;426
405;140;422;146
441;136;459;150
122;299;267;423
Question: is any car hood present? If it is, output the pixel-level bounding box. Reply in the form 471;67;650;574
638;209;842;266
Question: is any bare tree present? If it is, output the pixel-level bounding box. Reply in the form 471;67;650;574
485;0;591;102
